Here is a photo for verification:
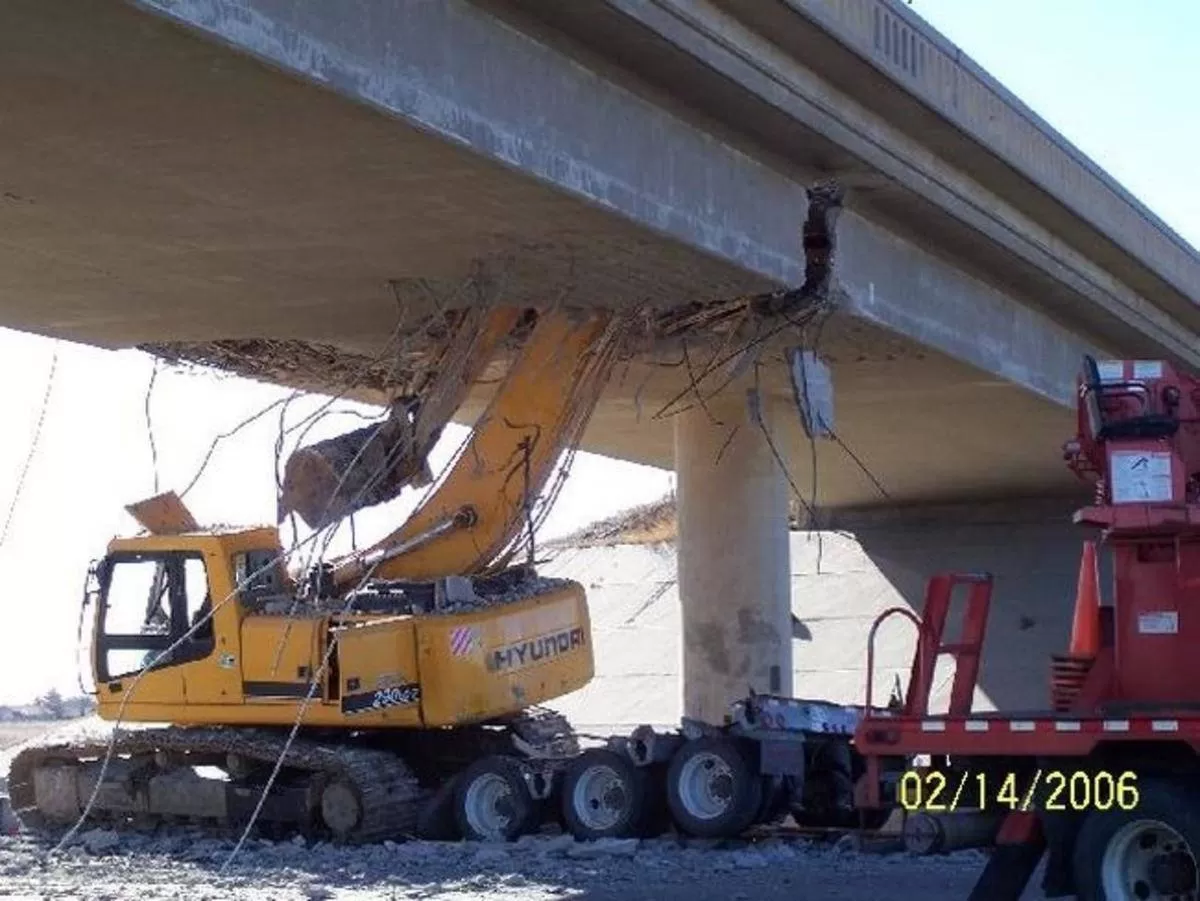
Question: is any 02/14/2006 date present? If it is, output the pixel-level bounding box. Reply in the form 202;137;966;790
898;769;1139;812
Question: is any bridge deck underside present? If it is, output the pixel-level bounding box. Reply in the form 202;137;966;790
0;0;1089;506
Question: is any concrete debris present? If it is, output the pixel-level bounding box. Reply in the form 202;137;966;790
0;828;993;901
729;849;769;869
471;846;512;867
141;276;834;414
340;573;574;618
141;338;409;398
833;833;864;854
522;833;575;855
471;575;575;607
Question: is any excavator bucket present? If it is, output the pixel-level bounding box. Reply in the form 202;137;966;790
278;307;522;530
277;407;429;528
329;308;623;587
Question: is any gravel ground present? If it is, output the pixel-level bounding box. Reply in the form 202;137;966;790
0;829;1048;901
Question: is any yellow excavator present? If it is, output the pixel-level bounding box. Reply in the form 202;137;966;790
9;305;629;843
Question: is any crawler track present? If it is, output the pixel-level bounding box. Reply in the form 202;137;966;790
8;725;428;842
7;709;576;844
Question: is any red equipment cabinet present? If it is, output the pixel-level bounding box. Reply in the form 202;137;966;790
854;356;1200;901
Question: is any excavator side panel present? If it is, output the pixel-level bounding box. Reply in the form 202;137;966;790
415;582;593;727
360;309;619;582
329;617;423;726
238;616;323;703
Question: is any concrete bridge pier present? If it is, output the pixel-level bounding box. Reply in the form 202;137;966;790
674;381;793;724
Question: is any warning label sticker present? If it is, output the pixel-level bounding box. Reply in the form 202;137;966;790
1138;611;1179;635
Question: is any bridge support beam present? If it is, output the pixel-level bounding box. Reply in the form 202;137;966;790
674;383;793;724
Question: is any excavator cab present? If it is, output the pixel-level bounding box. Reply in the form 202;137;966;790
89;529;275;702
93;547;214;684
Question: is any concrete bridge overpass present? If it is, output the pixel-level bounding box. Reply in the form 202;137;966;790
3;0;1198;720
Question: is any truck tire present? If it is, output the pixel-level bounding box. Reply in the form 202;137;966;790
1072;777;1200;901
561;748;651;840
666;736;763;839
453;755;538;842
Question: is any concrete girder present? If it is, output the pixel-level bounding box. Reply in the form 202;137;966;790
508;0;1196;374
836;213;1093;408
134;0;1200;402
767;0;1200;309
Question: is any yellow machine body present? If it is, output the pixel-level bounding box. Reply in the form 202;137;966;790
92;528;593;730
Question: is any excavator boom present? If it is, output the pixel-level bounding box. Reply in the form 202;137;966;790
328;307;622;586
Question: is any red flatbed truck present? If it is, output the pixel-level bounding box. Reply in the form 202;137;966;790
855;355;1200;901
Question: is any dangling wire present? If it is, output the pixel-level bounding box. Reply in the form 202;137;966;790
145;358;161;496
0;347;59;548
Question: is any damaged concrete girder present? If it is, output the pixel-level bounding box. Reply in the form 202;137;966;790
132;0;1200;405
535;0;1199;364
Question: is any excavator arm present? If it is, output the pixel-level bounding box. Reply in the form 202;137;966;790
278;306;525;530
294;307;623;587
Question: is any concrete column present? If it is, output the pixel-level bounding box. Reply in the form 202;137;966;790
674;383;792;724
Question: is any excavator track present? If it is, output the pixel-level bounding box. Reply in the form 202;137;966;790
7;726;428;844
7;709;579;844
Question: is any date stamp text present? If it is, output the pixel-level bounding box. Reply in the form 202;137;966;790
898;769;1139;812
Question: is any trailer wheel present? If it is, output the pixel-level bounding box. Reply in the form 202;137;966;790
453;755;538;842
1073;778;1200;901
561;748;650;840
666;736;762;838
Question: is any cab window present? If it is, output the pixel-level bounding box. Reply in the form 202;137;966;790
233;549;289;606
96;552;215;683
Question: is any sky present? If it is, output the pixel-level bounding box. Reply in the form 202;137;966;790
0;0;1196;705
